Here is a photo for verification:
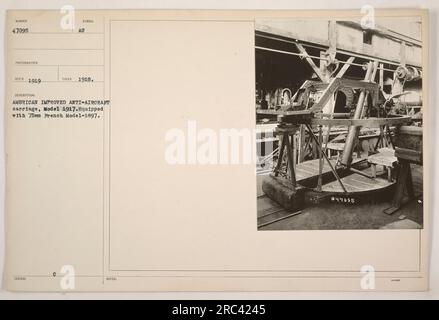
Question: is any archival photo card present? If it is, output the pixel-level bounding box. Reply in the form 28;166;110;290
255;17;424;231
4;9;430;292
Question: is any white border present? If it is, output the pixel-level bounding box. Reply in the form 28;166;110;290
0;0;437;299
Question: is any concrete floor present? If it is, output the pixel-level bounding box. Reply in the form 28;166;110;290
257;165;423;230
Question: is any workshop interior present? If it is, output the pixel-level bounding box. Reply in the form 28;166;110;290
255;19;423;230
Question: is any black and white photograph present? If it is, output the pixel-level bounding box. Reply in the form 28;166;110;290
1;2;437;297
256;17;424;230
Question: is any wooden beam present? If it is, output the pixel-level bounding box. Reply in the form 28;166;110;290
308;78;340;112
400;41;406;66
379;63;384;89
298;125;306;163
308;78;380;113
274;134;286;177
255;31;421;68
320;52;330;82
285;134;297;187
336;56;355;78
370;60;379;83
295;43;326;81
310;116;411;127
328;20;337;54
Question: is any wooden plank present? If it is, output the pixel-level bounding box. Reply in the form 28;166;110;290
293;157;365;185
338;78;380;91
295;172;308;180
351;174;390;187
367;147;397;167
296;166;317;176
310;116;411;127
322;172;393;193
368;155;397;167
326;142;345;151
295;159;333;183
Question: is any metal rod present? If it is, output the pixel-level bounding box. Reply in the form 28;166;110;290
349;167;375;179
306;125;348;193
258;147;279;164
255;45;322;60
258;208;288;219
258;210;302;228
342;60;394;72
